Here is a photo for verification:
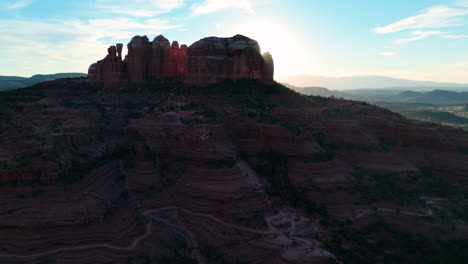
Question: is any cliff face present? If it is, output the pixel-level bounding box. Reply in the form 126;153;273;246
87;34;274;88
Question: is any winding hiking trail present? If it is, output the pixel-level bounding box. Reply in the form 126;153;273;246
1;202;337;261
352;207;433;221
0;222;152;260
145;206;276;235
0;205;273;261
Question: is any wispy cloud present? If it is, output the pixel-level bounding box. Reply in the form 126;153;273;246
393;30;444;45
191;0;254;16
375;6;468;34
379;52;396;56
95;0;186;17
375;2;468;49
7;0;34;10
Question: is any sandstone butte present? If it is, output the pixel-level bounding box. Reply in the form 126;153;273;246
87;34;275;89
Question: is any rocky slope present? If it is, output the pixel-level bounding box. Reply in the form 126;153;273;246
88;35;274;89
1;79;468;263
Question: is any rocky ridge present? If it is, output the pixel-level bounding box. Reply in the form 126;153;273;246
88;34;274;89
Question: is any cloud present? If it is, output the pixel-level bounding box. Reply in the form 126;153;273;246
375;6;468;34
392;30;444;45
6;0;34;9
379;52;395;56
0;17;183;76
95;0;186;17
191;0;254;16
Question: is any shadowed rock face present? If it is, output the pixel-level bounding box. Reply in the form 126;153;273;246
87;34;274;88
126;36;151;83
185;34;274;86
2;80;468;263
87;44;125;89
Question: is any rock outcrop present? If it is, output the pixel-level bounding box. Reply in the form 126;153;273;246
184;35;274;86
88;34;274;88
126;36;151;83
88;44;125;89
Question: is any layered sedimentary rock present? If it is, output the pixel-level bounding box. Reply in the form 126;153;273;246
87;34;274;88
3;81;468;263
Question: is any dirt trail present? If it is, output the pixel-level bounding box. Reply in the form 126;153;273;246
146;206;275;235
0;222;152;260
352;207;432;221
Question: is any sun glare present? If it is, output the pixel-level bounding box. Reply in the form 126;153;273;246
221;19;309;77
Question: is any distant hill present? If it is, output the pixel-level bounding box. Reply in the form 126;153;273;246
398;110;468;125
0;73;86;90
385;90;468;104
287;84;468;105
283;84;366;100
277;75;468;91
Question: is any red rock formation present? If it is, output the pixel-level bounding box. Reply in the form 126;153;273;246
178;44;188;78
103;45;124;89
169;41;180;77
184;34;274;86
125;36;151;83
149;35;170;78
87;44;125;89
87;34;274;88
262;52;274;81
116;43;123;60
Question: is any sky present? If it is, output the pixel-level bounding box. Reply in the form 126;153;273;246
0;0;468;83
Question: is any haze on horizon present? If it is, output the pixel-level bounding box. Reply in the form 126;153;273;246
1;0;468;84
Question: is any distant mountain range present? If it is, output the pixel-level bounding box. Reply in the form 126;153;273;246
287;84;468;105
0;73;86;91
278;75;468;91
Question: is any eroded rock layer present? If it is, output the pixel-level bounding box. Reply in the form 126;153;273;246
2;80;468;263
88;34;274;89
